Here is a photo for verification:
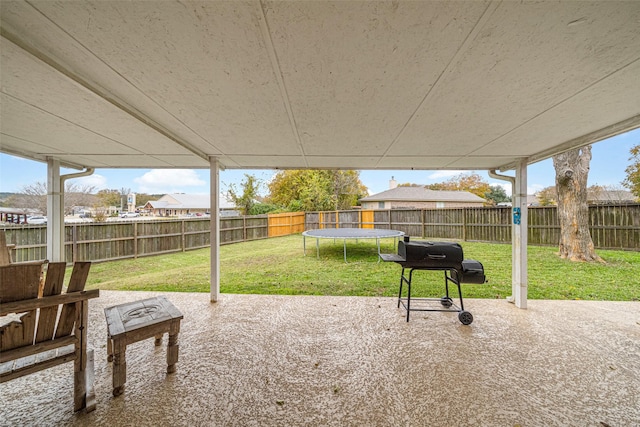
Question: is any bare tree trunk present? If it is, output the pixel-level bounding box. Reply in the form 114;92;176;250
553;145;603;262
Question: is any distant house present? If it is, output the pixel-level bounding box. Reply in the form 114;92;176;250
587;190;636;205
144;193;239;217
360;186;486;210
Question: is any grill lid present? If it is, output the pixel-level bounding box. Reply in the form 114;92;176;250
397;239;464;269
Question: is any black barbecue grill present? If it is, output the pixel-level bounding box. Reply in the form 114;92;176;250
381;237;486;324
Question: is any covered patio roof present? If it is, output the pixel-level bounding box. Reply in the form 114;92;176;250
1;1;639;171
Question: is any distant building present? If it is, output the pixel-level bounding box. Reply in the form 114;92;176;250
144;194;239;217
587;190;636;205
360;186;486;210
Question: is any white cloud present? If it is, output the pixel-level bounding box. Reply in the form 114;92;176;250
527;183;545;195
427;170;465;180
134;169;206;193
69;174;108;190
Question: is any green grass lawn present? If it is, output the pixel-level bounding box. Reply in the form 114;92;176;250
83;234;640;301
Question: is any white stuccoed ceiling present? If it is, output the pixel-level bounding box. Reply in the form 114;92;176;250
1;1;639;172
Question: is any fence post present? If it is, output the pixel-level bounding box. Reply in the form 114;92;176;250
72;224;78;263
133;222;138;259
181;220;186;252
463;208;467;241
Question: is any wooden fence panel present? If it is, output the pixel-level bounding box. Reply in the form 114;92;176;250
269;212;304;237
388;209;422;237
338;211;360;229
528;207;559;246
361;210;374;229
305;212;320;230
421;208;464;240
373;210;390;229
465;207;511;243
588;204;640;249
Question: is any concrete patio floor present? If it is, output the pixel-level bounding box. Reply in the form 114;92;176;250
1;291;639;426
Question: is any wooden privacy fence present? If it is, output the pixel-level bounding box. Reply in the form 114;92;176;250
306;204;640;251
4;215;273;263
3;204;638;263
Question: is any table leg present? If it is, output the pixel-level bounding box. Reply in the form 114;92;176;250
107;335;113;362
112;339;126;396
166;320;181;374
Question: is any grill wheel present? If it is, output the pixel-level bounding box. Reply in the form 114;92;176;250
458;310;473;325
440;296;453;308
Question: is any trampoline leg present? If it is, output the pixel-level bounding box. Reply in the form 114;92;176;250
343;239;347;263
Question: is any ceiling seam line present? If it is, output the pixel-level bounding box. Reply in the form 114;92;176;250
0;90;154;157
374;0;502;168
465;55;640;157
22;0;223;156
1;27;213;162
257;0;308;167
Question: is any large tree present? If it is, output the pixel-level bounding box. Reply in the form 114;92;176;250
552;146;602;262
623;144;640;199
227;174;262;215
268;170;368;212
484;185;510;205
425;172;491;199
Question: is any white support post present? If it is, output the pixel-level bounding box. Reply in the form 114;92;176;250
46;158;64;262
513;160;528;308
209;157;220;302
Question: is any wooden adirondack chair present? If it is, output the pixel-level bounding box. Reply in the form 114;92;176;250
0;261;99;412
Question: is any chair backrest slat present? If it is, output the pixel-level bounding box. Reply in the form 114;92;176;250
55;262;91;339
35;262;66;343
0;263;45;351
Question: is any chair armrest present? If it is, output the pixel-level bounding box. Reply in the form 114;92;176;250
0;289;99;315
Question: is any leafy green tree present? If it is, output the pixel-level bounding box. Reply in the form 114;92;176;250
425;172;490;199
484;185;510;205
268;170;368;212
248;203;281;215
536;186;557;206
96;189;121;207
227;174;262;215
623;144;640;199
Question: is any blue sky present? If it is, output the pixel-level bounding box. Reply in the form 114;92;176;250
1;128;638;198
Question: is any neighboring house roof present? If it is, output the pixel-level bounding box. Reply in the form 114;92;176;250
587;190;636;203
145;194;237;210
360;187;485;203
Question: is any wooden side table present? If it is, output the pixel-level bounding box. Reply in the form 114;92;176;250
104;296;183;396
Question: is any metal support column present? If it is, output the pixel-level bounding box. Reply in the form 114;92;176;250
209;157;220;302
46;158;64;262
513;160;528;308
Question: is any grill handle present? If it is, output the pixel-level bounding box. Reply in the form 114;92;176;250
426;254;446;259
